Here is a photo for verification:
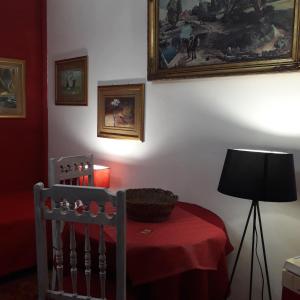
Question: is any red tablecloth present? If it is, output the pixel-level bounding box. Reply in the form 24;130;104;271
105;205;229;285
76;201;233;300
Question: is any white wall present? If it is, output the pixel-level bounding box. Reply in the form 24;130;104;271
47;0;300;299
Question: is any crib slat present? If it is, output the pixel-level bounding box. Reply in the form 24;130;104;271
69;223;77;294
99;224;106;298
81;175;86;186
84;225;91;297
55;220;64;292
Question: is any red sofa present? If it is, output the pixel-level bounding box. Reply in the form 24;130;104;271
0;190;36;277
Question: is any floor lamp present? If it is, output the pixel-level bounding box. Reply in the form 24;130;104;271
218;149;297;300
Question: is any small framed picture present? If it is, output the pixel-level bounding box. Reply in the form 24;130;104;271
0;58;26;118
98;84;145;141
55;56;88;105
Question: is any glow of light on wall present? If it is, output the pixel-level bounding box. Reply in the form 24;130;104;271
183;72;300;138
241;103;300;137
95;138;148;161
208;90;300;137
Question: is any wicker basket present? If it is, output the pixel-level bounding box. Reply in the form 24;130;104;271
126;188;178;222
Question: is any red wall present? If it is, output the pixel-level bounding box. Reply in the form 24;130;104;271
0;0;47;192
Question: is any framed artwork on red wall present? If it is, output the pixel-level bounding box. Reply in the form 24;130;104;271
98;84;145;141
0;58;26;118
55;56;88;105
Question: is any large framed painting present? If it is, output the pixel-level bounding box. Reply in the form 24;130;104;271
98;84;145;141
55;56;88;105
0;58;25;118
148;0;300;79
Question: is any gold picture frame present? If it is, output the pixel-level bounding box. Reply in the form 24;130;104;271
55;56;88;105
98;84;145;141
148;0;300;80
0;58;25;118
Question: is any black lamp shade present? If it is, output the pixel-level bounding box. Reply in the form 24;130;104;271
218;149;297;202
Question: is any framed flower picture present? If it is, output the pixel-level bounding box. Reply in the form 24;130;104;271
97;84;145;141
0;58;26;118
55;56;88;105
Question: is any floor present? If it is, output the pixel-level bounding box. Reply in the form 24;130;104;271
0;269;37;300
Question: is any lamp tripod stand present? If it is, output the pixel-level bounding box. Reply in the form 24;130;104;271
226;200;272;300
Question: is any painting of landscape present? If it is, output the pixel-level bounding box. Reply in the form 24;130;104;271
0;58;25;118
158;0;295;69
55;56;87;105
60;69;83;96
0;66;17;109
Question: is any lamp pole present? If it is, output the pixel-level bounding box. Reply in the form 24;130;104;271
225;200;272;300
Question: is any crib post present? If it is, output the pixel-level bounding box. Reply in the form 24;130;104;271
55;219;64;292
70;222;77;294
84;224;91;297
99;223;107;298
34;183;49;300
